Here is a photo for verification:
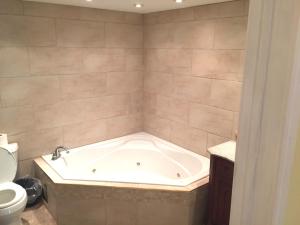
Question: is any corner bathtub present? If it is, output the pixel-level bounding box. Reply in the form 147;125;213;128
42;132;210;187
35;133;210;225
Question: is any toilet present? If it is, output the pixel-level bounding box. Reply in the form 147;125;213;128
0;144;27;225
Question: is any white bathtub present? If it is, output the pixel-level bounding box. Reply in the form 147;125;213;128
42;132;210;187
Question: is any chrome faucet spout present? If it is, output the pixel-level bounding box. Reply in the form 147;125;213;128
51;145;68;160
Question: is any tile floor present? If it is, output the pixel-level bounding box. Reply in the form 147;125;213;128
21;203;57;225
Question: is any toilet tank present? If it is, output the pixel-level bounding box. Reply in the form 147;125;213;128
6;143;19;162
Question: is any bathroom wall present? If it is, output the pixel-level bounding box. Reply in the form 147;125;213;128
0;0;248;176
143;0;248;155
0;0;143;176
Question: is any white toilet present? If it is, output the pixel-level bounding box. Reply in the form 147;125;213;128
0;144;27;225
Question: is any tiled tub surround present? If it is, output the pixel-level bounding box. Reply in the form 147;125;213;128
0;0;144;176
0;0;248;175
34;158;209;225
143;0;249;156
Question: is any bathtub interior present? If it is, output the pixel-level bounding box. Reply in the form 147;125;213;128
42;132;210;186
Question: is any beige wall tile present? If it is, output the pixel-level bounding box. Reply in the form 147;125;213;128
107;200;137;225
80;8;137;24
35;169;57;220
63;119;107;148
173;76;212;104
130;91;143;114
79;8;128;23
10;127;63;160
79;7;106;22
0;15;30;46
0;76;60;107
137;200;190;225
17;159;35;178
144;24;171;48
214;17;248;49
0;0;146;162
189;103;234;138
57;198;106;225
105;188;136;201
0;47;29;76
107;71;143;94
173;7;195;22
126;49;144;71
34;95;129;130
191;50;217;76
105;23;143;48
170;20;214;49
106;113;142;139
144;72;173;96
171;67;192;76
207;133;230;149
34;101;84;129
142;0;247;151
168;49;192;70
29;47;82;75
209;72;244;82
24;1;80;19
145;49;170;73
157;10;177;24
143;92;157;115
101;10;126;23
144;13;158;25
0;15;56;47
156;96;189;123
146;8;194;24
82;48;125;73
194;0;248;19
145;48;192;73
96;95;130;119
125;13;143;25
170;121;207;155
0;106;35;135
60;73;107;100
216;50;245;74
0;0;23;15
192;50;219;77
192;50;245;76
209;80;242;111
34;98;102;130
56;19;105;47
144;114;171;140
26;17;56;47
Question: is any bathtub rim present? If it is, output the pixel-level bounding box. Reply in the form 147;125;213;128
34;157;209;192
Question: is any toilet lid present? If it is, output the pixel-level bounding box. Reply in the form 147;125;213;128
0;147;17;183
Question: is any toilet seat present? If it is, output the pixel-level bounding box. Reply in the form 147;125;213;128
0;182;26;209
0;146;27;225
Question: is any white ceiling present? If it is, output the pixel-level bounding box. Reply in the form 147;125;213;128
24;0;234;13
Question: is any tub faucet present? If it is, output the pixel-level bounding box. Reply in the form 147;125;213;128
51;145;69;160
